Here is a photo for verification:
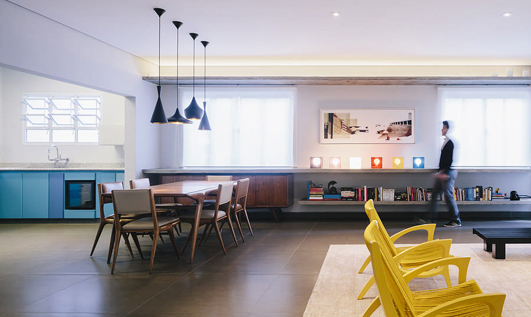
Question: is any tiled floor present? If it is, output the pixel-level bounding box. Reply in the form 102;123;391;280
1;217;530;316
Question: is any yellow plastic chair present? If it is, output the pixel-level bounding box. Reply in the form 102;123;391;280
363;220;506;317
358;200;455;300
359;199;437;274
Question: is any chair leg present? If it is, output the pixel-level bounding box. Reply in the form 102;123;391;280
111;228;122;274
226;216;239;247
90;221;106;256
107;225;116;264
233;211;245;242
213;222;227;254
199;224;211;246
149;231;159;274
242;208;253;236
357;276;375;300
181;224;195;255
131;233;144;259
358;255;371;273
362;297;381;317
168;228;180;259
122;233;135;259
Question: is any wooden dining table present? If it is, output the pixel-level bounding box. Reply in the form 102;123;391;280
103;180;231;263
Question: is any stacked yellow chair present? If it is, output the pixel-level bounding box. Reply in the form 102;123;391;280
363;219;506;317
358;200;455;300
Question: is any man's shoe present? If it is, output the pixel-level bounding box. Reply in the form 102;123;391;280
444;220;462;227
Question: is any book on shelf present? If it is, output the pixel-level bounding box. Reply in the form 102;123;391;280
307;181;324;200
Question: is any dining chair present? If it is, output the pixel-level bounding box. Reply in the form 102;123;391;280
130;178;184;213
110;188;181;274
231;178;253;241
206;175;232;181
179;182;237;255
90;182;142;264
203;175;233;206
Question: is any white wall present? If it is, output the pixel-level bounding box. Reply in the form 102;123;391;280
0;1;161;180
295;85;439;169
1;68;125;164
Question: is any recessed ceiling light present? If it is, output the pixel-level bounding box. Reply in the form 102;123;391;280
503;12;512;17
332;12;340;17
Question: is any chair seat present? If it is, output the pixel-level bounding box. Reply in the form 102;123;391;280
123;217;180;230
231;203;243;211
179;209;226;221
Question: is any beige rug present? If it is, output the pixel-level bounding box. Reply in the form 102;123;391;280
304;243;531;317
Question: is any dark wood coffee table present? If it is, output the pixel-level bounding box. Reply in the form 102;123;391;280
473;227;531;259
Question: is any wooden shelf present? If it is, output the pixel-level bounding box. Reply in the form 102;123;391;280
298;198;531;206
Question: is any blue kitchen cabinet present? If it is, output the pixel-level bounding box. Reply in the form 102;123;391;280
0;172;23;218
22;172;49;218
48;172;64;218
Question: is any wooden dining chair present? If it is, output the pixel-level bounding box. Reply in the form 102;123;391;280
231;178;253;241
90;182;142;264
179;182;237;254
130;178;184;213
206;175;232;181
110;188;181;274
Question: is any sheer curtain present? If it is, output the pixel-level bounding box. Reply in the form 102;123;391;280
182;87;295;167
439;87;531;167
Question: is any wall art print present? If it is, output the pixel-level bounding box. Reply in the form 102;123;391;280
320;109;415;144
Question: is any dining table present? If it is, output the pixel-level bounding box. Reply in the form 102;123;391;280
103;180;231;263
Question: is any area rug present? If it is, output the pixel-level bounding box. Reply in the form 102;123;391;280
304;243;531;317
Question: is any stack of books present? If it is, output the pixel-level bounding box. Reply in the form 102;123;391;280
307;181;324;200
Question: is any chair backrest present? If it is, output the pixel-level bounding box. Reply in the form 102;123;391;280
234;178;250;207
129;178;151;189
98;182;123;218
112;189;156;219
365;199;398;256
365;220;415;317
206;175;232;181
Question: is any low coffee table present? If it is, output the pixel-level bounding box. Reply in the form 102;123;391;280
472;227;531;259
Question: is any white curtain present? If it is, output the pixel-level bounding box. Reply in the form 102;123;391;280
439;87;531;167
182;87;295;167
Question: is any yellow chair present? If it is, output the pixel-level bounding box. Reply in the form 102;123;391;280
358;200;454;300
359;199;437;274
363;220;505;317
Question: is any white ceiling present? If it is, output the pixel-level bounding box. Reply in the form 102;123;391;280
8;0;531;66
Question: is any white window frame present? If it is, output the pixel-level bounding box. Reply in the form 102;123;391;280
438;87;531;167
181;87;295;167
23;95;101;144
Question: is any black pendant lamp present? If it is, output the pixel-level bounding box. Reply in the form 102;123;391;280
150;8;168;124
184;33;204;120
167;21;192;124
198;40;211;131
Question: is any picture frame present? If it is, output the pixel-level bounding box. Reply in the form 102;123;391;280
320;109;415;144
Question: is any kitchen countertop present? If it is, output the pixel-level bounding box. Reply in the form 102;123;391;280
0;163;124;171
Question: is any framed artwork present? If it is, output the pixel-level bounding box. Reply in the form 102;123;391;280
320;109;415;144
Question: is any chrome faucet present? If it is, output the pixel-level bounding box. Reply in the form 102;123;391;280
48;144;70;163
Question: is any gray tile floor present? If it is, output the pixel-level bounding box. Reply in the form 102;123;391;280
1;217;530;316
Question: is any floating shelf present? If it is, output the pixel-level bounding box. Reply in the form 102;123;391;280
298;198;531;206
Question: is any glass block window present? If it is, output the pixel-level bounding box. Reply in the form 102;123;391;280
23;96;101;143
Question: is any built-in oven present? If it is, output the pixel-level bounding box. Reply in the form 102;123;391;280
65;180;96;210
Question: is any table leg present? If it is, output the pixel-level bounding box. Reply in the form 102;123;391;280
492;243;506;259
189;196;204;264
484;241;492;252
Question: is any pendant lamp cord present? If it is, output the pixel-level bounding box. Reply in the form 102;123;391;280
158;14;161;87
176;28;179;105
204;45;206;101
192;38;195;96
